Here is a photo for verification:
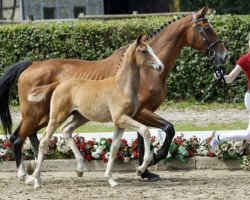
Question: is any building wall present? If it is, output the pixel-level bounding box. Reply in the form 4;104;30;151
2;0;20;20
23;0;104;20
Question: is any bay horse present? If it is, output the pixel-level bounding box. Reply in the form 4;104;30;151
26;34;163;188
0;6;227;181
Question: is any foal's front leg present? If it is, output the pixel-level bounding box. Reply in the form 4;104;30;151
104;127;124;187
116;115;152;174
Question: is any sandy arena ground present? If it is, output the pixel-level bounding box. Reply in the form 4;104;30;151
0;170;250;200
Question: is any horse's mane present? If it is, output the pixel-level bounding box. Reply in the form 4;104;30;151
145;14;187;41
112;14;188;76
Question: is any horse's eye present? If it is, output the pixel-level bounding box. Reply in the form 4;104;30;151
141;50;148;54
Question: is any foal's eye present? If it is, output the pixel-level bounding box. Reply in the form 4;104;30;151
141;50;148;55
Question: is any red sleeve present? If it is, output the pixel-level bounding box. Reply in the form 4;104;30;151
236;52;250;70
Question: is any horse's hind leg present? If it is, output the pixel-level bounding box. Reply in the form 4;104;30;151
104;127;124;187
13;119;38;180
60;113;89;177
26;115;50;175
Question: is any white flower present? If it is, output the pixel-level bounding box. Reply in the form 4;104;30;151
124;157;130;162
23;140;32;150
105;152;110;159
95;147;103;154
228;147;236;156
0;148;6;156
221;143;228;152
233;141;243;148
92;151;100;159
214;147;221;156
57;138;71;153
100;145;106;150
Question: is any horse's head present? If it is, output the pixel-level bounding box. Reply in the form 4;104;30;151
134;34;164;72
186;5;227;66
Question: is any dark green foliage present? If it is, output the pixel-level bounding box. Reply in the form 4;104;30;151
180;0;250;15
0;15;249;104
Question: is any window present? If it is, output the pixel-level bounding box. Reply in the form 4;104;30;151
43;7;56;19
74;6;85;18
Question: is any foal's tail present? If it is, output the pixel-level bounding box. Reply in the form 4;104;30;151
0;61;33;136
28;83;59;103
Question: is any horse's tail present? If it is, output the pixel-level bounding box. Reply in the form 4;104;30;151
28;83;59;103
0;61;33;136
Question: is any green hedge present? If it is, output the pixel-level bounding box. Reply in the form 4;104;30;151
0;15;249;104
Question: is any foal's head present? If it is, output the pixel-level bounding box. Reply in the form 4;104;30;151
131;34;164;72
186;5;227;66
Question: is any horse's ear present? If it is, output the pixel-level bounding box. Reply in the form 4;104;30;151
197;5;209;17
136;33;144;46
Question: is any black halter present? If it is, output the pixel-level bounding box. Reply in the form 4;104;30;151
191;14;222;59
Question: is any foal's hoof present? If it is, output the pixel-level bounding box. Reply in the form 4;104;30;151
18;174;26;181
76;170;83;177
25;175;35;185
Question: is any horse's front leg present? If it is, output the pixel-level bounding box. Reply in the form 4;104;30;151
135;109;175;177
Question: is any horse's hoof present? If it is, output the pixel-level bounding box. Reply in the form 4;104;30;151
76;170;83;177
27;161;35;175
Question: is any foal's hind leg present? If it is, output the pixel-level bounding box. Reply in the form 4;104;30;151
60;113;89;177
104;127;124;187
116;115;152;175
32;118;62;188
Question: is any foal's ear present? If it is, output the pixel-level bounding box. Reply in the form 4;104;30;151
197;5;209;17
136;33;144;46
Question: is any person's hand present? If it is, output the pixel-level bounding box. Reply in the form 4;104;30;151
214;68;224;80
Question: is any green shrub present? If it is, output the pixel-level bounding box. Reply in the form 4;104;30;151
0;15;249;104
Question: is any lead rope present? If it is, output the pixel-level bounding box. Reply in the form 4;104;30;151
198;66;226;102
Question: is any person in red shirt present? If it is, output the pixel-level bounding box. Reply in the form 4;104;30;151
210;32;250;150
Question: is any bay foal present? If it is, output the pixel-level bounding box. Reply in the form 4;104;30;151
27;34;164;188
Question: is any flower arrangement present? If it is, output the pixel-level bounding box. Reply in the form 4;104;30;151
1;132;250;171
166;134;199;163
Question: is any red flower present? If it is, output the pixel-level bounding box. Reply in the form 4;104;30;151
88;140;95;146
2;140;12;149
107;138;112;143
133;151;138;159
208;152;215;157
101;152;108;163
84;154;93;161
85;149;91;155
188;150;194;157
79;143;86;151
